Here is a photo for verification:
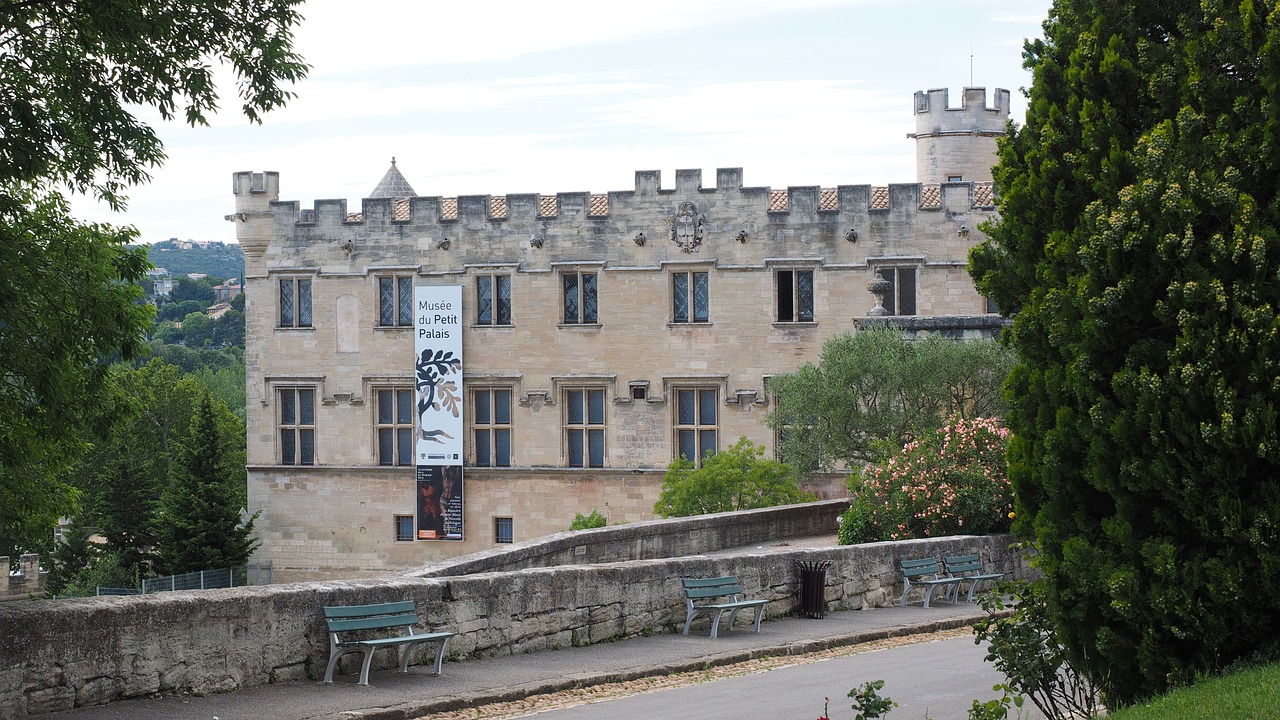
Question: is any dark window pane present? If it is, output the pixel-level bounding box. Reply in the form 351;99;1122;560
299;389;315;424
588;429;605;467
797;270;814;322
567;390;584;424
883;270;897;316
495;429;511;466
494;389;511;424
378;428;394;466
477;276;493;324
280;389;296;425
299;429;314;465
693;272;709;322
474;389;491;424
700;429;717;460
396;516;414;541
899;268;917;315
397;428;412;465
398;277;413;325
677;389;695;425
379;277;394;326
475;429;491;466
396;389;413;424
587;389;604;425
673;273;689;323
280;279;294;326
777;270;794;321
699;389;717;425
377;389;393;424
567;428;584;467
563;274;579;323
298;279;312;326
281;429;296;465
582;273;597;323
495;517;513;543
679;429;696;461
496;275;511;324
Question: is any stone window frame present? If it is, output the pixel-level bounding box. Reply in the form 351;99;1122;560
869;260;920;316
559;267;601;326
494;516;514;544
277;385;317;466
470;385;514;467
562;385;608;468
672;386;719;466
475;273;513;326
277;274;314;329
670;268;711;324
373;386;415;466
394;515;415;542
766;259;820;324
375;274;414;328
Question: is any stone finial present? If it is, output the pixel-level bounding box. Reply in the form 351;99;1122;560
867;271;892;317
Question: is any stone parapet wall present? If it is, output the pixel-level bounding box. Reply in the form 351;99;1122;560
0;556;45;602
0;527;1024;717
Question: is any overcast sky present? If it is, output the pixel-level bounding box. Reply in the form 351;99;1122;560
70;0;1052;245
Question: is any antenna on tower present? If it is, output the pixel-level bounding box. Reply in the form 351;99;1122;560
970;46;974;86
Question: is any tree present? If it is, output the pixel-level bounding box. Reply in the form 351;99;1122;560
0;0;307;551
768;327;1012;474
169;276;216;305
569;509;608;531
158;393;256;574
969;0;1280;704
654;437;813;518
157;299;207;323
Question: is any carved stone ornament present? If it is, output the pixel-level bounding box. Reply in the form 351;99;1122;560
668;201;706;253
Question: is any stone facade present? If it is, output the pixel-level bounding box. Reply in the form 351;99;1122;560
234;88;1009;580
0;556;45;602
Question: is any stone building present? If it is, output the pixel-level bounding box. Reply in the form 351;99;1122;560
233;87;1010;581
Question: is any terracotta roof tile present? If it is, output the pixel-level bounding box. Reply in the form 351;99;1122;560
440;198;458;220
768;189;788;212
870;187;889;209
973;182;995;208
588;194;608;216
490;196;507;219
539;195;558;217
346;212;362;222
920;185;941;208
818;188;838;211
393;198;411;221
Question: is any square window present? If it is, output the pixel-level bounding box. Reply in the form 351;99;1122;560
376;388;415;466
394;515;415;542
875;267;917;316
377;276;414;327
776;269;814;322
494;517;514;544
472;387;512;467
279;278;312;328
278;387;315;465
564;388;606;468
672;271;709;323
476;274;513;325
562;271;598;324
674;388;718;465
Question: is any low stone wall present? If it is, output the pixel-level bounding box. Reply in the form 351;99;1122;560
0;528;1025;718
414;499;852;577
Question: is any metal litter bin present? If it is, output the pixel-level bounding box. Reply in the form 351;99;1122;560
795;559;833;618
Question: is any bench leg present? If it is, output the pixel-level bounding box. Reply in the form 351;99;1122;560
751;605;764;633
923;584;939;608
358;647;377;685
324;650;342;684
709;609;726;638
431;639;448;675
683;609;697;636
398;642;418;674
901;579;910;607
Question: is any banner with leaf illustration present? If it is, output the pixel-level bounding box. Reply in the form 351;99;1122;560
415;285;464;540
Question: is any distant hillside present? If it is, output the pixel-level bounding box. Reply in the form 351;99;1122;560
146;239;245;281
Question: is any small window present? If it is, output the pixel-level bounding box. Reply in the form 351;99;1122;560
947;174;964;183
278;387;315;465
472;387;512;467
776;269;814;322
562;271;598;324
494;517;514;544
279;278;312;328
876;267;917;316
674;388;718;465
394;515;415;542
564;388;606;468
375;388;414;466
477;274;512;325
377;276;414;327
672;271;709;323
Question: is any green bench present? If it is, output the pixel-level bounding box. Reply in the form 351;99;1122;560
943;553;1005;602
681;576;768;638
898;557;963;608
323;600;456;685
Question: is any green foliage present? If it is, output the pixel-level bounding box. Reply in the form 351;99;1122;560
972;574;1099;720
157;299;206;322
1104;662;1280;720
839;417;1013;544
968;0;1280;704
168;276;217;305
569;509;608;530
769;327;1012;474
147;239;245;282
158;393;257;574
847;680;896;720
653;437;813;518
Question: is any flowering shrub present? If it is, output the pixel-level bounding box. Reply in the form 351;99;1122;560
838;417;1012;544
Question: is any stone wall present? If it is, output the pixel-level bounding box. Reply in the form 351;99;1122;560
0;557;45;603
0;519;1025;717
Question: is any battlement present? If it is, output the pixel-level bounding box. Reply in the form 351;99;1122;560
1;554;47;601
911;87;1010;137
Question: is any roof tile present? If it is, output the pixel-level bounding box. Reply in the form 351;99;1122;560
920;185;941;208
818;188;838;212
973;182;995;208
768;189;788;212
539;195;558;217
440;198;458;220
490;196;507;219
588;194;608;216
870;187;889;209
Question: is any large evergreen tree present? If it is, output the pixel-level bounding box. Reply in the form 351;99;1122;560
970;0;1280;704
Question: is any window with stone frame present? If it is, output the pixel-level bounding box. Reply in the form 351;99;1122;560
377;275;414;327
375;387;414;466
775;269;814;322
562;271;598;324
673;387;718;465
279;277;312;328
278;387;315;465
494;516;514;544
875;266;918;316
564;387;606;468
476;274;512;326
672;270;709;323
472;387;512;467
394;515;415;542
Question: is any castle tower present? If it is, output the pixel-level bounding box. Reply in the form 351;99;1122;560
909;87;1010;184
229;171;279;278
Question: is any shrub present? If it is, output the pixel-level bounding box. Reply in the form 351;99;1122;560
839;417;1012;543
569;509;607;530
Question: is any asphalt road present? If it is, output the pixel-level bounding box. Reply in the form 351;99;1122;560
507;636;1042;720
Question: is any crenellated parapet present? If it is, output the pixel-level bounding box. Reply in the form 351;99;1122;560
1;554;47;601
909;87;1010;185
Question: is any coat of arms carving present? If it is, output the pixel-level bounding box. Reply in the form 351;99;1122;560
668;202;706;253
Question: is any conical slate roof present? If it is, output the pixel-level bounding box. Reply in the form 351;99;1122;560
369;158;416;198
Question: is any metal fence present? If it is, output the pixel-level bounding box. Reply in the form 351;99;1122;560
96;562;272;596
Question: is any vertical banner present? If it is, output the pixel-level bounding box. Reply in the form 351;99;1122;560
415;286;464;540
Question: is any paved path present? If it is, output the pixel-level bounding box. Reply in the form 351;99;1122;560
46;603;1003;720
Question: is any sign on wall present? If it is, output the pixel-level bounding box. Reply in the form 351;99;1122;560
414;285;464;540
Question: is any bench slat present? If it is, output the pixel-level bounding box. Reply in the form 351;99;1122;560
327;613;419;633
324;601;417;618
681;577;739;589
684;585;746;599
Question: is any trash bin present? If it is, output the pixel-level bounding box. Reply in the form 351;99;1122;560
795;559;833;618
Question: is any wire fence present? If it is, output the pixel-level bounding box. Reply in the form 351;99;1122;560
96;562;271;597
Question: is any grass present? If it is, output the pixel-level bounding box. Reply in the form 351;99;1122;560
1105;661;1280;720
